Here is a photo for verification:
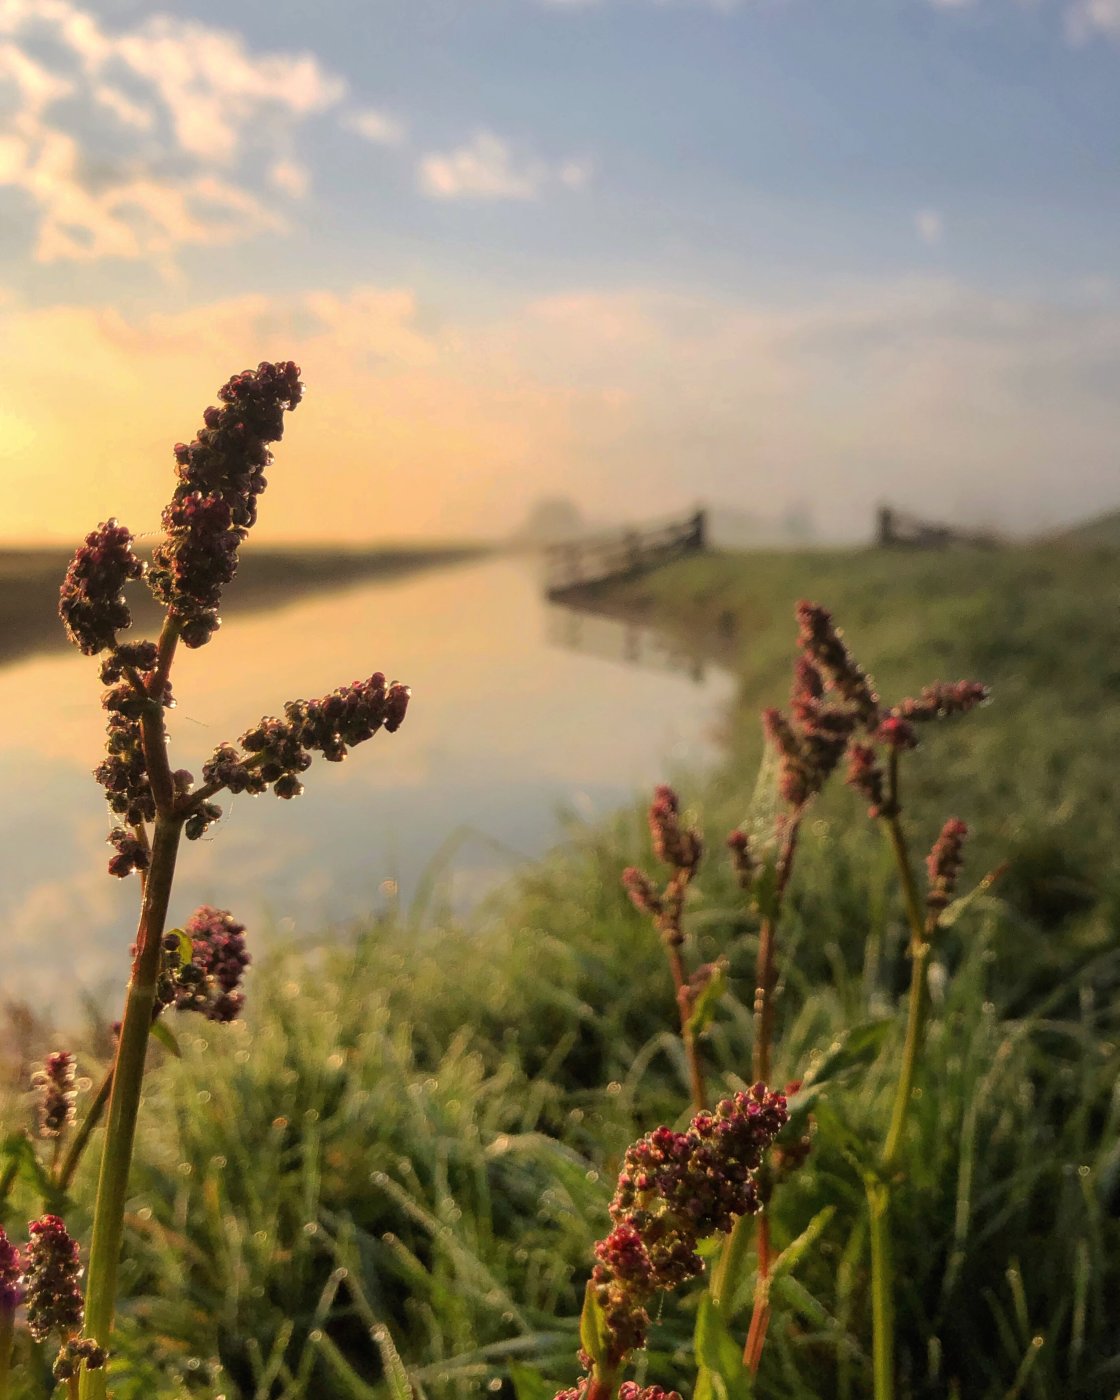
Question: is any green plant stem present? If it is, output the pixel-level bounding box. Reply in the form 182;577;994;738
0;1310;13;1400
78;813;183;1400
665;940;707;1114
867;753;934;1400
867;1179;893;1400
740;816;800;1370
56;1066;114;1196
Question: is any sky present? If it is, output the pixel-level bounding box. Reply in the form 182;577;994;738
1;0;1119;545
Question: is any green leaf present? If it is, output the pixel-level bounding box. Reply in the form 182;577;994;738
149;1019;182;1059
689;958;730;1037
784;1019;893;1132
508;1364;554;1400
694;1295;752;1399
579;1281;609;1370
769;1206;836;1284
165;927;192;964
0;1129;53;1203
812;1101;877;1175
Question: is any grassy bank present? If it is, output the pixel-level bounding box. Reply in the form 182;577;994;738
2;543;1118;1399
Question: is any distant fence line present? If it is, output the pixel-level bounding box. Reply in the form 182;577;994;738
876;506;998;551
544;508;707;599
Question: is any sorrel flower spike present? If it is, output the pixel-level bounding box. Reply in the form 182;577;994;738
557;1086;788;1398
147;360;302;648
58;521;144;656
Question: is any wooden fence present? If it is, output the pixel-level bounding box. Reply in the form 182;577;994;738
876;505;998;550
545;508;707;599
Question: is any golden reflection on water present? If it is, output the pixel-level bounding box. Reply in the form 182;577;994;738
0;556;734;1015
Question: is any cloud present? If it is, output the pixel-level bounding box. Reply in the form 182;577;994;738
2;276;1119;546
0;0;347;264
269;158;310;199
914;207;945;247
1066;0;1120;40
342;106;406;146
418;130;590;201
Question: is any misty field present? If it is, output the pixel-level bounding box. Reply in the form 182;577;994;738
3;541;1118;1400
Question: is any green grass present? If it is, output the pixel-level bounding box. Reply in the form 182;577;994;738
3;543;1118;1398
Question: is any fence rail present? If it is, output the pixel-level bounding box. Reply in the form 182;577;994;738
876;505;998;550
545;508;707;598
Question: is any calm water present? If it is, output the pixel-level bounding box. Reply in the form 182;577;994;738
0;555;734;1014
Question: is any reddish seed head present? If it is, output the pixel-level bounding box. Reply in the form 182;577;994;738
23;1215;84;1343
926;817;969;911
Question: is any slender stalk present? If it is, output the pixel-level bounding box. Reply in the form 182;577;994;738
665;941;707;1114
867;752;933;1400
56;1066;114;1196
867;1179;894;1400
742;817;800;1370
0;1310;13;1400
79;813;183;1399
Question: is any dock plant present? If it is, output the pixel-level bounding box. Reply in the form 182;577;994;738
0;363;410;1397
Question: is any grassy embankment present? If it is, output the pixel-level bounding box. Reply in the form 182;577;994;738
3;543;1118;1400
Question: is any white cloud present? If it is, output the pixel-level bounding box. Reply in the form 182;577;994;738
914;207;945;247
0;0;352;264
269;158;310;199
343;106;406;146
418;130;590;201
1066;0;1120;39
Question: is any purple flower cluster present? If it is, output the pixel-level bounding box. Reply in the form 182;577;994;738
0;1227;21;1313
580;1085;788;1377
203;673;411;802
174;905;251;1023
58;520;144;656
926;818;968;912
92;646;172;835
31;1051;77;1140
648;786;702;876
22;1215;83;1343
622;785;703;951
555;1386;682;1400
147;361;302;648
755;602;989;824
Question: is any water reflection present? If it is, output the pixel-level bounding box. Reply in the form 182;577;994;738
546;595;739;684
1;556;735;1017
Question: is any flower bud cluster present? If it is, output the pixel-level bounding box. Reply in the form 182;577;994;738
22;1215;84;1343
725;828;757;891
846;743;889;819
0;1227;21;1312
926;818;968;912
622;786;703;951
107;827;148;878
648;786;702;876
58;520;144;656
53;1336;107;1381
147;361;302;648
894;681;990;722
573;1085;787;1383
31;1051;77;1139
795;601;880;727
172;906;251;1023
555;1386;682;1400
762;602;988;826
203;674;410;802
93;648;171;836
